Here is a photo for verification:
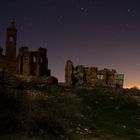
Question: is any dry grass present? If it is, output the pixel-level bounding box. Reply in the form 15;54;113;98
0;86;140;139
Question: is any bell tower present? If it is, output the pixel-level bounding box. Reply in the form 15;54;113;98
6;20;17;59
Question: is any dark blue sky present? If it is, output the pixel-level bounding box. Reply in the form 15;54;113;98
0;0;140;87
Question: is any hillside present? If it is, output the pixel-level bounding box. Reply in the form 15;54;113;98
0;86;140;140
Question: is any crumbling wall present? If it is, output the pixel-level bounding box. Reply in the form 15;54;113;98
65;60;124;88
0;54;16;74
85;67;98;85
0;56;17;87
74;65;86;85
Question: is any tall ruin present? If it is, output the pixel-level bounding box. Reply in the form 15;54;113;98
0;21;17;86
65;60;73;85
65;60;124;88
0;21;17;74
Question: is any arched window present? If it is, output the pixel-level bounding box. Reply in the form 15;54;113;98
97;74;104;80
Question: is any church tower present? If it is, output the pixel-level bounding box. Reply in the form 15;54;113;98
6;20;17;59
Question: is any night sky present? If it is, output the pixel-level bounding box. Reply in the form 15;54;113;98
0;0;140;88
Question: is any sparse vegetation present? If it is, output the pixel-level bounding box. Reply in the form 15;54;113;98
0;85;140;140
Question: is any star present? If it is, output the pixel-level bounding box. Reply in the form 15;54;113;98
89;0;93;5
57;15;64;21
80;7;87;14
57;15;64;24
127;9;131;13
125;23;129;28
80;7;84;11
59;15;63;19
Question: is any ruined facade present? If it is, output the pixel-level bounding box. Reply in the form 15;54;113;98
17;47;50;78
65;60;124;88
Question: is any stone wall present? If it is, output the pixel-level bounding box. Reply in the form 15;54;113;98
0;56;17;87
65;60;124;88
0;21;51;87
17;47;51;78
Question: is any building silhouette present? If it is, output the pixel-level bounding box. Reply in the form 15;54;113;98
65;60;124;88
0;21;51;84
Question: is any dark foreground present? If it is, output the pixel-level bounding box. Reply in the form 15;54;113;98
0;85;140;140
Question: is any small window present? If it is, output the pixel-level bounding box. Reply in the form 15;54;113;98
25;56;28;63
33;57;36;63
9;36;14;42
101;75;104;79
40;58;43;63
97;74;104;80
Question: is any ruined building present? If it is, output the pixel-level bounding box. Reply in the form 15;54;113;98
65;60;124;88
0;21;51;85
0;21;124;88
17;47;50;78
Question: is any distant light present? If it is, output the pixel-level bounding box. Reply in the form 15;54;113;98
81;7;84;11
59;15;63;19
124;84;140;89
